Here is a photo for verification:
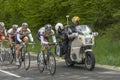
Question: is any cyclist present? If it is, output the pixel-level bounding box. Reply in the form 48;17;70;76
15;22;34;65
0;22;7;50
37;24;57;50
7;24;18;53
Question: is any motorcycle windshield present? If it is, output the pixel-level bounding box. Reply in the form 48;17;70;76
76;25;92;35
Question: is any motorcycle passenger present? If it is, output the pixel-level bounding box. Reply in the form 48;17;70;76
7;24;18;53
55;23;65;39
15;23;34;65
37;24;57;50
55;23;67;56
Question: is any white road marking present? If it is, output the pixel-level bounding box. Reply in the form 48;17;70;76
0;69;21;78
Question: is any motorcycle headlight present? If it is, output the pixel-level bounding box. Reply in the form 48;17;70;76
85;38;92;44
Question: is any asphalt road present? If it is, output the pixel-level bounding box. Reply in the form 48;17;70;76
0;55;120;80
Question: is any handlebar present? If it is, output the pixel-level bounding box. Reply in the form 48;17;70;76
0;40;8;42
48;43;56;46
23;42;35;48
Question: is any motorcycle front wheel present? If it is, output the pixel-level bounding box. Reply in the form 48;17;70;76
85;51;95;71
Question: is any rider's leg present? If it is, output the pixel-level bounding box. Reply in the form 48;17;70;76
8;36;13;53
63;40;69;58
1;36;5;52
66;40;72;59
23;36;29;43
15;44;22;65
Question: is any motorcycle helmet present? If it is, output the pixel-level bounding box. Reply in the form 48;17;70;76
72;16;80;24
55;23;64;31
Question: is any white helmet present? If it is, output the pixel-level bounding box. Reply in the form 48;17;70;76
12;24;18;29
55;23;64;31
22;22;28;28
0;22;5;27
44;24;52;30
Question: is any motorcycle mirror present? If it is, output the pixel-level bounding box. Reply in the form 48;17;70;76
92;32;98;36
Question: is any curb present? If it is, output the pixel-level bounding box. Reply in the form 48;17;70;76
96;64;120;71
30;53;120;71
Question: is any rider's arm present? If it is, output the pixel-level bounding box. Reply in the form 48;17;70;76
16;27;22;43
39;29;49;45
17;33;22;43
28;33;34;42
66;27;78;39
68;33;78;38
51;30;56;43
27;28;34;42
4;28;7;37
40;35;48;44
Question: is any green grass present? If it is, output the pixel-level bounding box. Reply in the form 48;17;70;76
93;37;120;66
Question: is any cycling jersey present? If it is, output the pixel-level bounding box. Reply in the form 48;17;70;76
0;27;7;39
7;28;17;36
16;27;34;43
38;27;56;45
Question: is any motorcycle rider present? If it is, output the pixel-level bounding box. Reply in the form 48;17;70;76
64;16;80;58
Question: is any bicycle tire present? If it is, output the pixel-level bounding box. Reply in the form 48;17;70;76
37;51;45;73
47;52;56;76
8;48;14;64
24;51;30;70
0;49;6;62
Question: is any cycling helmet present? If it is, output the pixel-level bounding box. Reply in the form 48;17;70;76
44;24;52;30
55;23;64;31
12;24;18;29
22;22;28;28
72;16;80;23
0;22;5;27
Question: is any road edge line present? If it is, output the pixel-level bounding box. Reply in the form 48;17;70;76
0;69;21;78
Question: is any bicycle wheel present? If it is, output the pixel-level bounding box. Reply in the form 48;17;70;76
47;52;56;75
24;51;30;70
8;48;14;64
0;48;6;62
37;51;44;73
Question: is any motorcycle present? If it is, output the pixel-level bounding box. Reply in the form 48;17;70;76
55;25;98;71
